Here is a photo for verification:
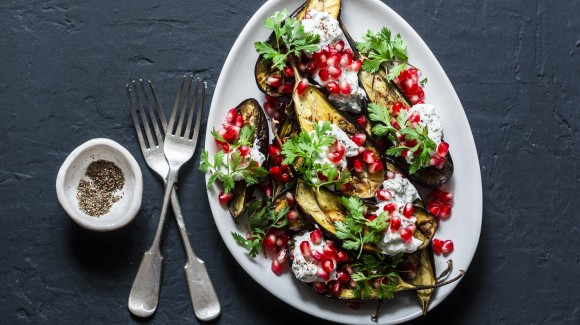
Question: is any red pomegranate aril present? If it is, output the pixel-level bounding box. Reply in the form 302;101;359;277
390;216;401;231
327;81;340;95
352;158;364;173
439;204;452;219
339;81;351;95
310;229;323;245
225;108;237;123
416;87;425;100
234;114;244;128
218;191;233;205
222;126;238;143
430;155;446;169
336;270;350;283
351;59;362;72
334;40;345;51
327;54;340;67
327;152;343;164
311;249;324;261
438;190;454;203
409;112;421;123
306;61;316;74
264;233;277;249
328;65;342;79
336;250;348;262
406;81;419;94
383;202;397;214
407;67;418;81
437;141;450;158
368;160;383;173
432;238;444;254
367;214;377;221
267;75;282;87
330;280;342;296
401;149;410;158
238;145;250;156
300;241;312;257
403;203;414;218
276;235;289;248
280;172;292;183
356;114;367;126
268;144;281;156
441;240;454;254
286;209;299;223
285;192;295;206
318;68;330;82
284;66;294;77
376;189;392;201
297;78;309;96
317;268;330;282
276;247;287;263
392;119;400;129
271;259;283;275
408;94;420;104
220;143;230;152
340;53;353;66
428;201;441;217
313;282;327;293
323;245;337;259
322;259;335;273
392;101;403;115
278;83;293;94
400;228;413;242
269;165;282;179
363;150;376;164
270;155;283;166
317;171;328;182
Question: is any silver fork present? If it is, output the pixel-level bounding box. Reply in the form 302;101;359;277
126;78;220;320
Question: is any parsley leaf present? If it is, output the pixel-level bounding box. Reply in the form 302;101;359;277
350;254;403;299
356;27;408;79
255;10;320;71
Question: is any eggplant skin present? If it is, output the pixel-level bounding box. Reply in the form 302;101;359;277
399;154;454;189
227;98;269;219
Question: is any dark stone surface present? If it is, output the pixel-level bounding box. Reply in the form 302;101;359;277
0;0;578;324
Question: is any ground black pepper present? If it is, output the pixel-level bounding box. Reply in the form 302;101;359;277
77;160;125;217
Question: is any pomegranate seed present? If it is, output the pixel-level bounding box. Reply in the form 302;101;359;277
225;108;237;123
336;250;348;262
430;155;446;169
367;214;377;221
437;142;450;157
263;233;277;249
403;203;414;218
383;202;397;214
408;94;420;104
400;228;413;242
306;61;316;74
328;65;342;79
269;166;282;179
317;268;330;282
323;245;337;259
327;81;340;95
313;282;327;293
317;171;328;182
390;216;401;231
278;83;293;94
441;240;454;254
311;249;324;261
386;171;395;179
368;160;383;173
351;59;362;72
408;224;416;234
271;259;283;275
409;112;421;123
352;158;364;172
276;235;289;247
220;143;230;152
334;40;345;51
268;144;281;156
392;102;403;115
336;270;350;283
318;68;329;82
406;81;419;94
376;189;392;201
363;150;376;164
280;173;292;183
264;101;277;117
327;54;340;67
267;75;282;87
284;66;294;77
310;229;323;245
238;145;250;156
330;280;342;296
327;152;343;164
408;67;419;81
222;126;238;143
322;259;335;273
339;80;351;95
277;247;287;263
218;191;233;205
439;204;452;219
428;201;441;217
297;78;309;96
392;120;400;129
286;209;299;222
401;149;410;158
340;53;353;66
285;192;295;206
432;238;444;254
438;190;454;203
356;115;367;126
300;241;312;258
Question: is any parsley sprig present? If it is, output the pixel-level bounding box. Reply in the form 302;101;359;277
199;125;268;193
255;9;320;71
231;198;289;258
281;121;350;192
368;103;436;173
334;196;389;258
356;27;408;80
351;253;403;299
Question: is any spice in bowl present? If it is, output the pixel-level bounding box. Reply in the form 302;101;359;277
77;159;125;217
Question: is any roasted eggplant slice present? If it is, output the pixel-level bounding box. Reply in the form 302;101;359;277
292;84;383;198
272;189;306;232
402;247;437;315
228;98;269;218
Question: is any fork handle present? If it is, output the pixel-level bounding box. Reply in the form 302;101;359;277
169;188;221;321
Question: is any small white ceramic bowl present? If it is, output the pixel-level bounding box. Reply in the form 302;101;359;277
56;138;143;231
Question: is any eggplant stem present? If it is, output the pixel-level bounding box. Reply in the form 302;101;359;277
371;299;384;323
437;259;454;281
398;270;465;292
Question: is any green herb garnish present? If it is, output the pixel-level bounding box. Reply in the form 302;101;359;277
231;198;289;258
199;125;268;192
351;253;403;299
368;103;436;173
334;196;389;258
356;27;408;79
281;121;350;192
254;9;320;71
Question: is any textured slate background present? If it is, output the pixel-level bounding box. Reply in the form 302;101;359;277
1;0;578;324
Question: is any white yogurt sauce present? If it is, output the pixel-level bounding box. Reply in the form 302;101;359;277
311;122;359;169
291;231;337;283
301;9;342;49
375;173;422;255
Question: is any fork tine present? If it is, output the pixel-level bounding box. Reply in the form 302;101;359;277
184;79;199;138
190;81;205;153
175;76;192;137
126;85;147;151
148;80;167;131
139;79;164;145
167;77;186;135
132;81;156;149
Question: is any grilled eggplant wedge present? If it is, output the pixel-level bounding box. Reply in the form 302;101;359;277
401;247;437;315
228;98;269;219
255;0;341;97
272;189;307;232
292;83;384;198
